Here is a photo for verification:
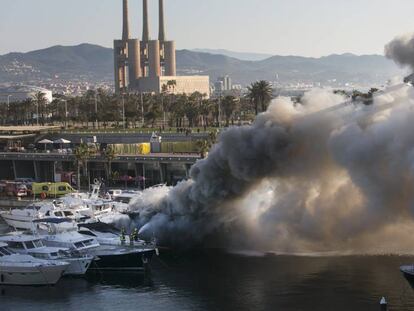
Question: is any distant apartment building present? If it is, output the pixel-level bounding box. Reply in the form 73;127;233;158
214;75;237;96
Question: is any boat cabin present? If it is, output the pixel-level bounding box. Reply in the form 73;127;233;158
41;231;100;252
0;235;65;260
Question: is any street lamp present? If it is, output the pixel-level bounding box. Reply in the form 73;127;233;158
122;93;126;130
58;99;68;129
94;92;98;129
7;95;12;124
141;92;145;127
35;98;39;126
7;95;12;108
218;92;222;128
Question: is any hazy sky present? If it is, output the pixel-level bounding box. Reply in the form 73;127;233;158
1;0;414;57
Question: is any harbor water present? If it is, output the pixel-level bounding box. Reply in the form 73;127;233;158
2;222;414;310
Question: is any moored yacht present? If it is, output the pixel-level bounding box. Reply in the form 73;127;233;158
0;234;93;276
0;202;89;230
78;222;157;271
0;242;69;286
36;219;157;272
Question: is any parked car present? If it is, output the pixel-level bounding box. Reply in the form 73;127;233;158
5;182;28;197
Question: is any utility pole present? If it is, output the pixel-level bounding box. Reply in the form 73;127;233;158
218;92;222;128
141;92;145;127
94;92;98;129
122;93;126;130
60;99;68;129
36;99;39;126
161;93;165;129
7;95;12;124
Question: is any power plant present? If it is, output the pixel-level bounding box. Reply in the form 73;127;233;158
114;0;209;96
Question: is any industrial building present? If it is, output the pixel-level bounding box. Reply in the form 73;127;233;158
0;85;53;104
114;0;210;96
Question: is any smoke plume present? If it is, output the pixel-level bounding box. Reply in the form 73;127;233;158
116;83;414;254
385;33;414;70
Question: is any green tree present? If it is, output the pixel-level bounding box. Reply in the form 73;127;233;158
102;145;116;184
222;95;239;127
74;143;92;189
247;80;273;115
32;92;48;125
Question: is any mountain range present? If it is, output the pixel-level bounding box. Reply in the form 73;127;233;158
0;43;407;87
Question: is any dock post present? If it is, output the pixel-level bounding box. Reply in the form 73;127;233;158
380;297;388;311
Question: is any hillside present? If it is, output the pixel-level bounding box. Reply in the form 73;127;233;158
0;44;406;87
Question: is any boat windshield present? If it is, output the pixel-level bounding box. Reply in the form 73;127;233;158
31;253;49;259
25;240;43;249
8;241;25;249
0;247;13;256
33;240;43;248
74;239;96;249
24;241;36;249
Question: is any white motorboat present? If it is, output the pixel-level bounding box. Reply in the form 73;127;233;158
0;234;93;276
0;242;69;286
0;202;89;230
37;219;156;271
78;222;157;271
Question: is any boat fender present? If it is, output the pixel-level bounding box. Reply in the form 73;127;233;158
41;192;47;200
156;248;159;256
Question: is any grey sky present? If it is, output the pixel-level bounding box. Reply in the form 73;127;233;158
1;0;414;57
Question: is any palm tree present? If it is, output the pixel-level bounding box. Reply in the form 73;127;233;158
196;139;209;158
166;80;177;93
222;95;238;127
32;92;47;125
102;145;116;184
184;95;200;128
247;80;273;115
199;99;213;129
74;143;91;190
195;130;219;158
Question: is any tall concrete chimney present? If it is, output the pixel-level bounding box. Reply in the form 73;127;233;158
148;40;161;77
164;41;176;76
158;0;166;42
128;39;142;82
142;0;150;42
122;0;130;41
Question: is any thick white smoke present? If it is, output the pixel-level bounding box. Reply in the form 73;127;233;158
118;83;414;254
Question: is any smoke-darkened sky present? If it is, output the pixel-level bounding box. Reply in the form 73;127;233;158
1;0;414;56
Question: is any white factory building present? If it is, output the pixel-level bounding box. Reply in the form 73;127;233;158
0;85;53;104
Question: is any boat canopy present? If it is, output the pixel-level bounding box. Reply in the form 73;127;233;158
78;222;120;234
33;218;73;224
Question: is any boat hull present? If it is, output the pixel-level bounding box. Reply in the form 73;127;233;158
0;212;34;230
0;263;68;286
89;247;155;271
62;256;94;276
401;265;414;284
